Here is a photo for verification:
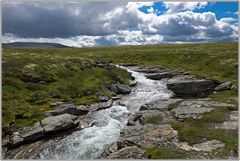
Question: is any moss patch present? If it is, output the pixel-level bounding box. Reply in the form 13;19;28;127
145;147;186;159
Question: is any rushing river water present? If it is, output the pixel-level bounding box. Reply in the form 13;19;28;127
39;66;173;159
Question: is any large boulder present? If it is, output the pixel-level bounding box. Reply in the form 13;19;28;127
145;72;175;80
8;114;79;148
21;122;45;141
45;101;89;116
116;84;131;94
41;114;79;133
167;76;216;98
214;81;232;91
45;106;89;117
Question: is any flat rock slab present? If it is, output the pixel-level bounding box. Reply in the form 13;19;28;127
130;66;165;74
106;146;147;159
140;99;182;111
80;99;113;112
171;100;235;121
216;111;238;130
127;110;174;126
8;114;80;148
119;124;178;148
176;140;225;152
171;106;213;121
145;72;175;80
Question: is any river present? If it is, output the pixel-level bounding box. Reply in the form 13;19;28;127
39;66;173;159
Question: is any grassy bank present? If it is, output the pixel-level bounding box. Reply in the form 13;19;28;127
2;49;131;129
2;42;238;149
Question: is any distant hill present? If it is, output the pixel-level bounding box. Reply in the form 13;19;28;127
2;42;71;48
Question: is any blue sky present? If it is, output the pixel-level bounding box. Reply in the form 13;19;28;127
2;2;239;47
139;2;238;22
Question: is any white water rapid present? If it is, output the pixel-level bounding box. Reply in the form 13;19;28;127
39;66;173;159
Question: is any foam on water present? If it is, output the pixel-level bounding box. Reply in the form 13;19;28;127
39;66;173;159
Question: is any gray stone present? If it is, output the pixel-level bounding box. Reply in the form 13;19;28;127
167;76;216;98
119;124;178;148
132;67;165;74
41;114;79;133
145;72;175;80
192;140;225;152
171;103;213;121
109;84;118;95
9;132;24;147
112;96;122;100
129;81;137;87
45;106;89;117
21;122;44;141
216;111;238;130
140;99;182;111
176;140;225;152
83;99;113;111
215;81;232;91
171;100;235;121
128;110;174;126
106;146;147;159
116;84;131;94
98;96;109;102
13;114;80;147
50;102;64;107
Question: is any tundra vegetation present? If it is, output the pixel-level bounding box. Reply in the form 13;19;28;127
2;42;238;159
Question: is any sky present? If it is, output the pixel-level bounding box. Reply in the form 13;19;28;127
2;2;239;47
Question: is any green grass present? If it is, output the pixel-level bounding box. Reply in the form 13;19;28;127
2;42;238;142
143;115;163;125
171;106;238;158
2;49;131;129
145;147;186;159
208;88;238;110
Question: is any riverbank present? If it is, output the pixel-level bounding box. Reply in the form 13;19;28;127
2;42;238;159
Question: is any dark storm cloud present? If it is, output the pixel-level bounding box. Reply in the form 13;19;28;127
2;2;128;38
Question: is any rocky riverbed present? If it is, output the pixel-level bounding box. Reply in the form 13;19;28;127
2;64;238;159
